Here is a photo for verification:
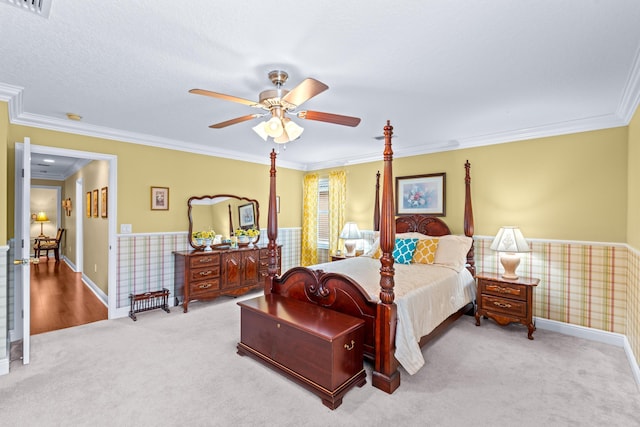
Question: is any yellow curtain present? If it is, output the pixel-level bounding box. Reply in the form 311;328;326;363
301;173;319;266
329;170;346;256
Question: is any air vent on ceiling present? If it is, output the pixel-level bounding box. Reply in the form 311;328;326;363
1;0;52;18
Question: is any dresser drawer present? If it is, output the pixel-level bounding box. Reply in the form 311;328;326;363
189;265;220;282
189;278;221;297
189;253;220;269
481;294;527;318
480;279;527;301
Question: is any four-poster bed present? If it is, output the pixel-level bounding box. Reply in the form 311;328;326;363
247;120;475;396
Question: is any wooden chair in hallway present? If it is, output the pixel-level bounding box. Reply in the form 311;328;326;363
34;228;65;261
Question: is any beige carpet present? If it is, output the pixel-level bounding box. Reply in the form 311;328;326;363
1;291;639;427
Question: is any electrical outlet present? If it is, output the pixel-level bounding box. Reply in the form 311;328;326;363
121;224;132;234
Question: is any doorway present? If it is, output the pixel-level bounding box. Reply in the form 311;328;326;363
13;144;117;349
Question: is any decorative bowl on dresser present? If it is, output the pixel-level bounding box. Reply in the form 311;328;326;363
237;294;367;409
475;272;539;339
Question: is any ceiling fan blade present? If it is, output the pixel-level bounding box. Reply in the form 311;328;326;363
281;78;329;107
209;114;260;129
189;89;259;107
297;110;361;127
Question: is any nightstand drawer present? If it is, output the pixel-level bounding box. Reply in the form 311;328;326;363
480;280;527;301
481;295;527;318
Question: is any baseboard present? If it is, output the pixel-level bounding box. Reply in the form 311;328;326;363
80;273;108;307
536;318;640;392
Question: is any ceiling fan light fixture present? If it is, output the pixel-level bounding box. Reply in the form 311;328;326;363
252;122;269;141
283;118;304;141
264;116;284;138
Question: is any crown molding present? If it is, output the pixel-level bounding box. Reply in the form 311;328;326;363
2;78;638;172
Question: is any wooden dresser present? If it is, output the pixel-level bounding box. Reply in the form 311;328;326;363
237;294;366;409
173;245;281;312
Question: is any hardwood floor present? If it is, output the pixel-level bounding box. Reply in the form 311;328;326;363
30;258;107;335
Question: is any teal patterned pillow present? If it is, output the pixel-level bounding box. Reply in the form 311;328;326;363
392;238;419;264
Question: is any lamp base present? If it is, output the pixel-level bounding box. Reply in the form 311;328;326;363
344;241;356;257
500;253;521;280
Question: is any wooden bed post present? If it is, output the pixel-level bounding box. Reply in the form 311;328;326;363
464;160;475;277
373;171;380;232
372;120;400;394
264;149;279;295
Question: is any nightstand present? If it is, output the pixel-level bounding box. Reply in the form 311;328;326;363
330;250;363;262
475;272;539;339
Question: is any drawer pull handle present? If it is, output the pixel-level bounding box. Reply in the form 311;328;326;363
487;284;520;296
493;301;512;309
199;270;213;276
198;283;212;289
344;340;355;351
198;257;212;263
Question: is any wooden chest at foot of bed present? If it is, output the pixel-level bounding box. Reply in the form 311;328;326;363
237;294;366;409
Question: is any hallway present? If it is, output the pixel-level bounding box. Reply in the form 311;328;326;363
30;259;107;335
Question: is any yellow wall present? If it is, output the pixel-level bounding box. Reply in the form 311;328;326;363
321;127;628;242
628;107;640;249
5;119;304;238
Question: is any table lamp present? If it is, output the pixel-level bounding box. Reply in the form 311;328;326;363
340;222;362;257
34;211;50;238
490;226;530;280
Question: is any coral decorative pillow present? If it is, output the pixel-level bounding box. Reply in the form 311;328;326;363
392;238;419;264
412;238;439;264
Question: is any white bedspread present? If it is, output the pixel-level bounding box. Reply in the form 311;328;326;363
311;257;476;375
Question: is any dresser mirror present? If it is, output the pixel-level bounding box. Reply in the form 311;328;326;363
188;194;260;250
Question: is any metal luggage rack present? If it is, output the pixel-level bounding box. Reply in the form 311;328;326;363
128;288;170;321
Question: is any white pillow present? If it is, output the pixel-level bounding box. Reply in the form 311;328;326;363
433;235;473;272
362;232;432;258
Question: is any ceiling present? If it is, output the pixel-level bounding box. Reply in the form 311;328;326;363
1;1;640;173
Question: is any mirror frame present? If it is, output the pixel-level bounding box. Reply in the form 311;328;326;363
187;194;260;250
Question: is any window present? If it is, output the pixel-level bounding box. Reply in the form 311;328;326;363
317;178;329;248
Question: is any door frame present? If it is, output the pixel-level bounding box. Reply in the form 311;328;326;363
25;144;118;317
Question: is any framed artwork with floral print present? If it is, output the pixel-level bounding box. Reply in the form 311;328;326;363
395;173;446;216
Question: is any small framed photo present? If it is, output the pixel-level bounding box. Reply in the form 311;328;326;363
101;187;108;218
92;189;99;218
396;173;446;216
86;191;92;218
238;203;256;229
151;186;169;210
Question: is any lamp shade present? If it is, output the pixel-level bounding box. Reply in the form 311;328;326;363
490;226;530;253
35;211;49;222
340;222;362;240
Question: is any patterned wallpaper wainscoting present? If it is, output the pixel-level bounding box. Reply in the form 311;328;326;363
116;228;301;310
475;237;628;334
0;246;8;373
627;247;640;368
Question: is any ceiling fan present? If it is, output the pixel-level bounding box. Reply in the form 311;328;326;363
189;70;361;144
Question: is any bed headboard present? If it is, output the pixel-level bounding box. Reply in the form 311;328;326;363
396;215;451;236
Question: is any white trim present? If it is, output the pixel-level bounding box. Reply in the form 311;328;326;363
536;318;640;392
474;234;628;248
80;273;107;307
0;357;8;376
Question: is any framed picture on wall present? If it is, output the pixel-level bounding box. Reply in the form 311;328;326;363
101;187;108;218
238;203;256;229
92;189;99;218
151;186;169;210
395;173;446;216
86;191;92;218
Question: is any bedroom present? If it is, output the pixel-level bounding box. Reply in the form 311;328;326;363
1;0;640;416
